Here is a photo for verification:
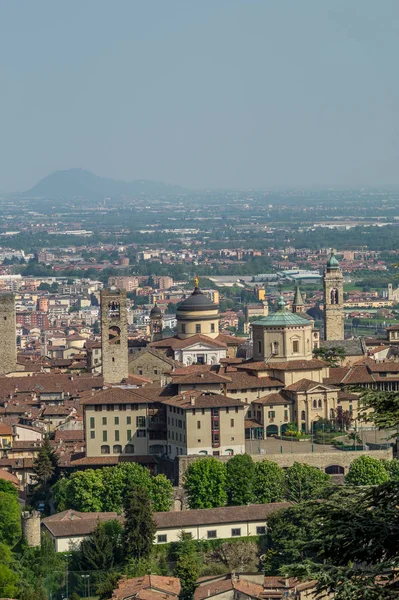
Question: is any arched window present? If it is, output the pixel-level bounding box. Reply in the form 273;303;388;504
109;326;121;344
125;444;134;454
113;445;122;454
108;301;120;318
101;445;110;454
330;408;335;419
318;399;322;408
313;400;317;408
301;410;306;421
272;341;279;355
330;288;339;305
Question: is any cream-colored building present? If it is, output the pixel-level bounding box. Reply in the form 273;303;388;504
176;285;220;339
42;502;290;551
162;390;246;459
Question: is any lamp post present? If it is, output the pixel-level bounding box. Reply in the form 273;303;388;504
81;574;90;598
64;554;72;600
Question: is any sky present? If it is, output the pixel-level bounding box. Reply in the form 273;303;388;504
1;0;399;191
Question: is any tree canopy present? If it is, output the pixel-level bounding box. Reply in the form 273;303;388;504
226;454;255;506
183;458;227;509
345;455;390;486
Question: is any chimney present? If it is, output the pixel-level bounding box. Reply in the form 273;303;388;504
200;373;204;378
190;396;195;406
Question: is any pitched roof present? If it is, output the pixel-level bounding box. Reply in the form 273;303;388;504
270;359;328;371
256;392;293;406
160;391;244;410
171;372;231;385
320;338;366;356
150;335;227;350
112;576;181;600
226;372;284;391
0;424;12;435
80;387;153;406
252;311;312;327
284;378;338;392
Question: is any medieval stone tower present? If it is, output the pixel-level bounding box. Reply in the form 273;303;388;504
21;511;41;547
149;303;163;342
101;288;128;383
292;284;305;313
323;251;344;341
0;292;17;375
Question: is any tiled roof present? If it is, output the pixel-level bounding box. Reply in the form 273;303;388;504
226;372;284;391
256;392;293;406
320;338;366;356
323;367;350;385
270;359;328;371
285;378;338;392
172;372;231;385
160;391;244;410
150;335;227;350
54;430;84;442
80;387;153;406
216;333;241;346
0;424;12;435
112;576;181;600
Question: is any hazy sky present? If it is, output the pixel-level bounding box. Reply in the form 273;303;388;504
1;0;399;191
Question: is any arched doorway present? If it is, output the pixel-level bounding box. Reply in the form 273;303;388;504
266;425;279;437
325;465;344;475
280;424;290;435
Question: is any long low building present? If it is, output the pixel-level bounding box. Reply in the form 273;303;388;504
42;502;291;552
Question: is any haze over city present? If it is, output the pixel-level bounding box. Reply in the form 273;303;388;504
1;0;399;191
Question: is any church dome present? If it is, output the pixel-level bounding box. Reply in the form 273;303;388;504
150;304;162;318
327;251;340;269
177;287;218;312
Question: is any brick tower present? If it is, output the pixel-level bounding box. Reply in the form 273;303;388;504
101;289;128;383
0;292;17;375
323;251;344;341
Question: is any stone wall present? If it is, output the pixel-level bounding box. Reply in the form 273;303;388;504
174;448;393;486
0;293;17;375
22;511;41;547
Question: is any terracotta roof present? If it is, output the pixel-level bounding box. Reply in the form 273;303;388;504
172;372;231;385
112;576;181;600
0;469;19;486
42;509;122;537
54;430;85;442
226;372;284;391
62;454;156;468
80;387;153;406
215;333;241;346
270;359;328;371
366;360;399;373
0;424;12;435
160;391;244;410
150;335;227;350
0;374;104;400
323;367;350;385
256;392;293;406
284;378;338;392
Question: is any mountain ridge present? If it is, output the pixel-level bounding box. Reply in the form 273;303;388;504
21;168;184;200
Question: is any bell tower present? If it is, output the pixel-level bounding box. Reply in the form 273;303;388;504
101;289;128;383
149;303;163;342
323;251;344;341
292;284;305;313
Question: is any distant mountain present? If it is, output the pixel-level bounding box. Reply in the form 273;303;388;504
22;168;184;201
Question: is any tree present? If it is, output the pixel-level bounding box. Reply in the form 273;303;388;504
345;456;390;486
33;435;58;486
285;462;331;503
382;459;399;482
252;460;286;504
68;470;104;512
313;346;346;367
335;407;353;431
0;491;21;547
0;479;18;497
123;486;156;560
0;564;18;599
226;454;255;506
79;520;124;571
173;533;200;600
210;541;259;572
183;458;227;509
52;476;70;511
150;474;174;512
359;389;399;430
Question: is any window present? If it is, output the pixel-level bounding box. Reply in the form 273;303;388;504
137;430;147;437
101;445;110;454
127;429;132;440
136;416;146;427
272;341;279;355
196;324;201;334
258;340;262;353
318;399;322;408
157;535;167;544
268;411;275;418
213;420;219;430
125;444;134;453
181;324;186;334
313;400;317;408
102;431;107;442
284;410;288;421
113;445;122;454
230;419;234;427
226;407;229;414
90;431;95;439
89;417;95;429
202;409;205;415
231;528;241;537
211;323;215;333
293;340;299;353
154;369;158;375
256;526;266;535
95;405;102;412
114;416;119;425
235;407;239;413
115;430;120;441
207;530;217;539
301;410;306;421
127;416;131;425
102;416;107;426
330;408;334;419
192;408;196;415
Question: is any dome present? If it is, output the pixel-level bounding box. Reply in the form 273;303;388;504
150;304;162;318
277;295;286;311
177;287;218;312
327;251;340;269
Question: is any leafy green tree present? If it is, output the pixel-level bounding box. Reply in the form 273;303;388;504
359;389;399;429
52;476;70;511
183;458;227;509
79;520;124;571
173;533;200;600
382;459;399;482
285;462;331;502
0;491;21;547
226;454;255;506
68;470;104;512
252;460;286;504
0;479;18;496
123;486;156;560
345;456;390;486
150;474;174;512
33;435;58;486
313;346;346;367
0;563;18;598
